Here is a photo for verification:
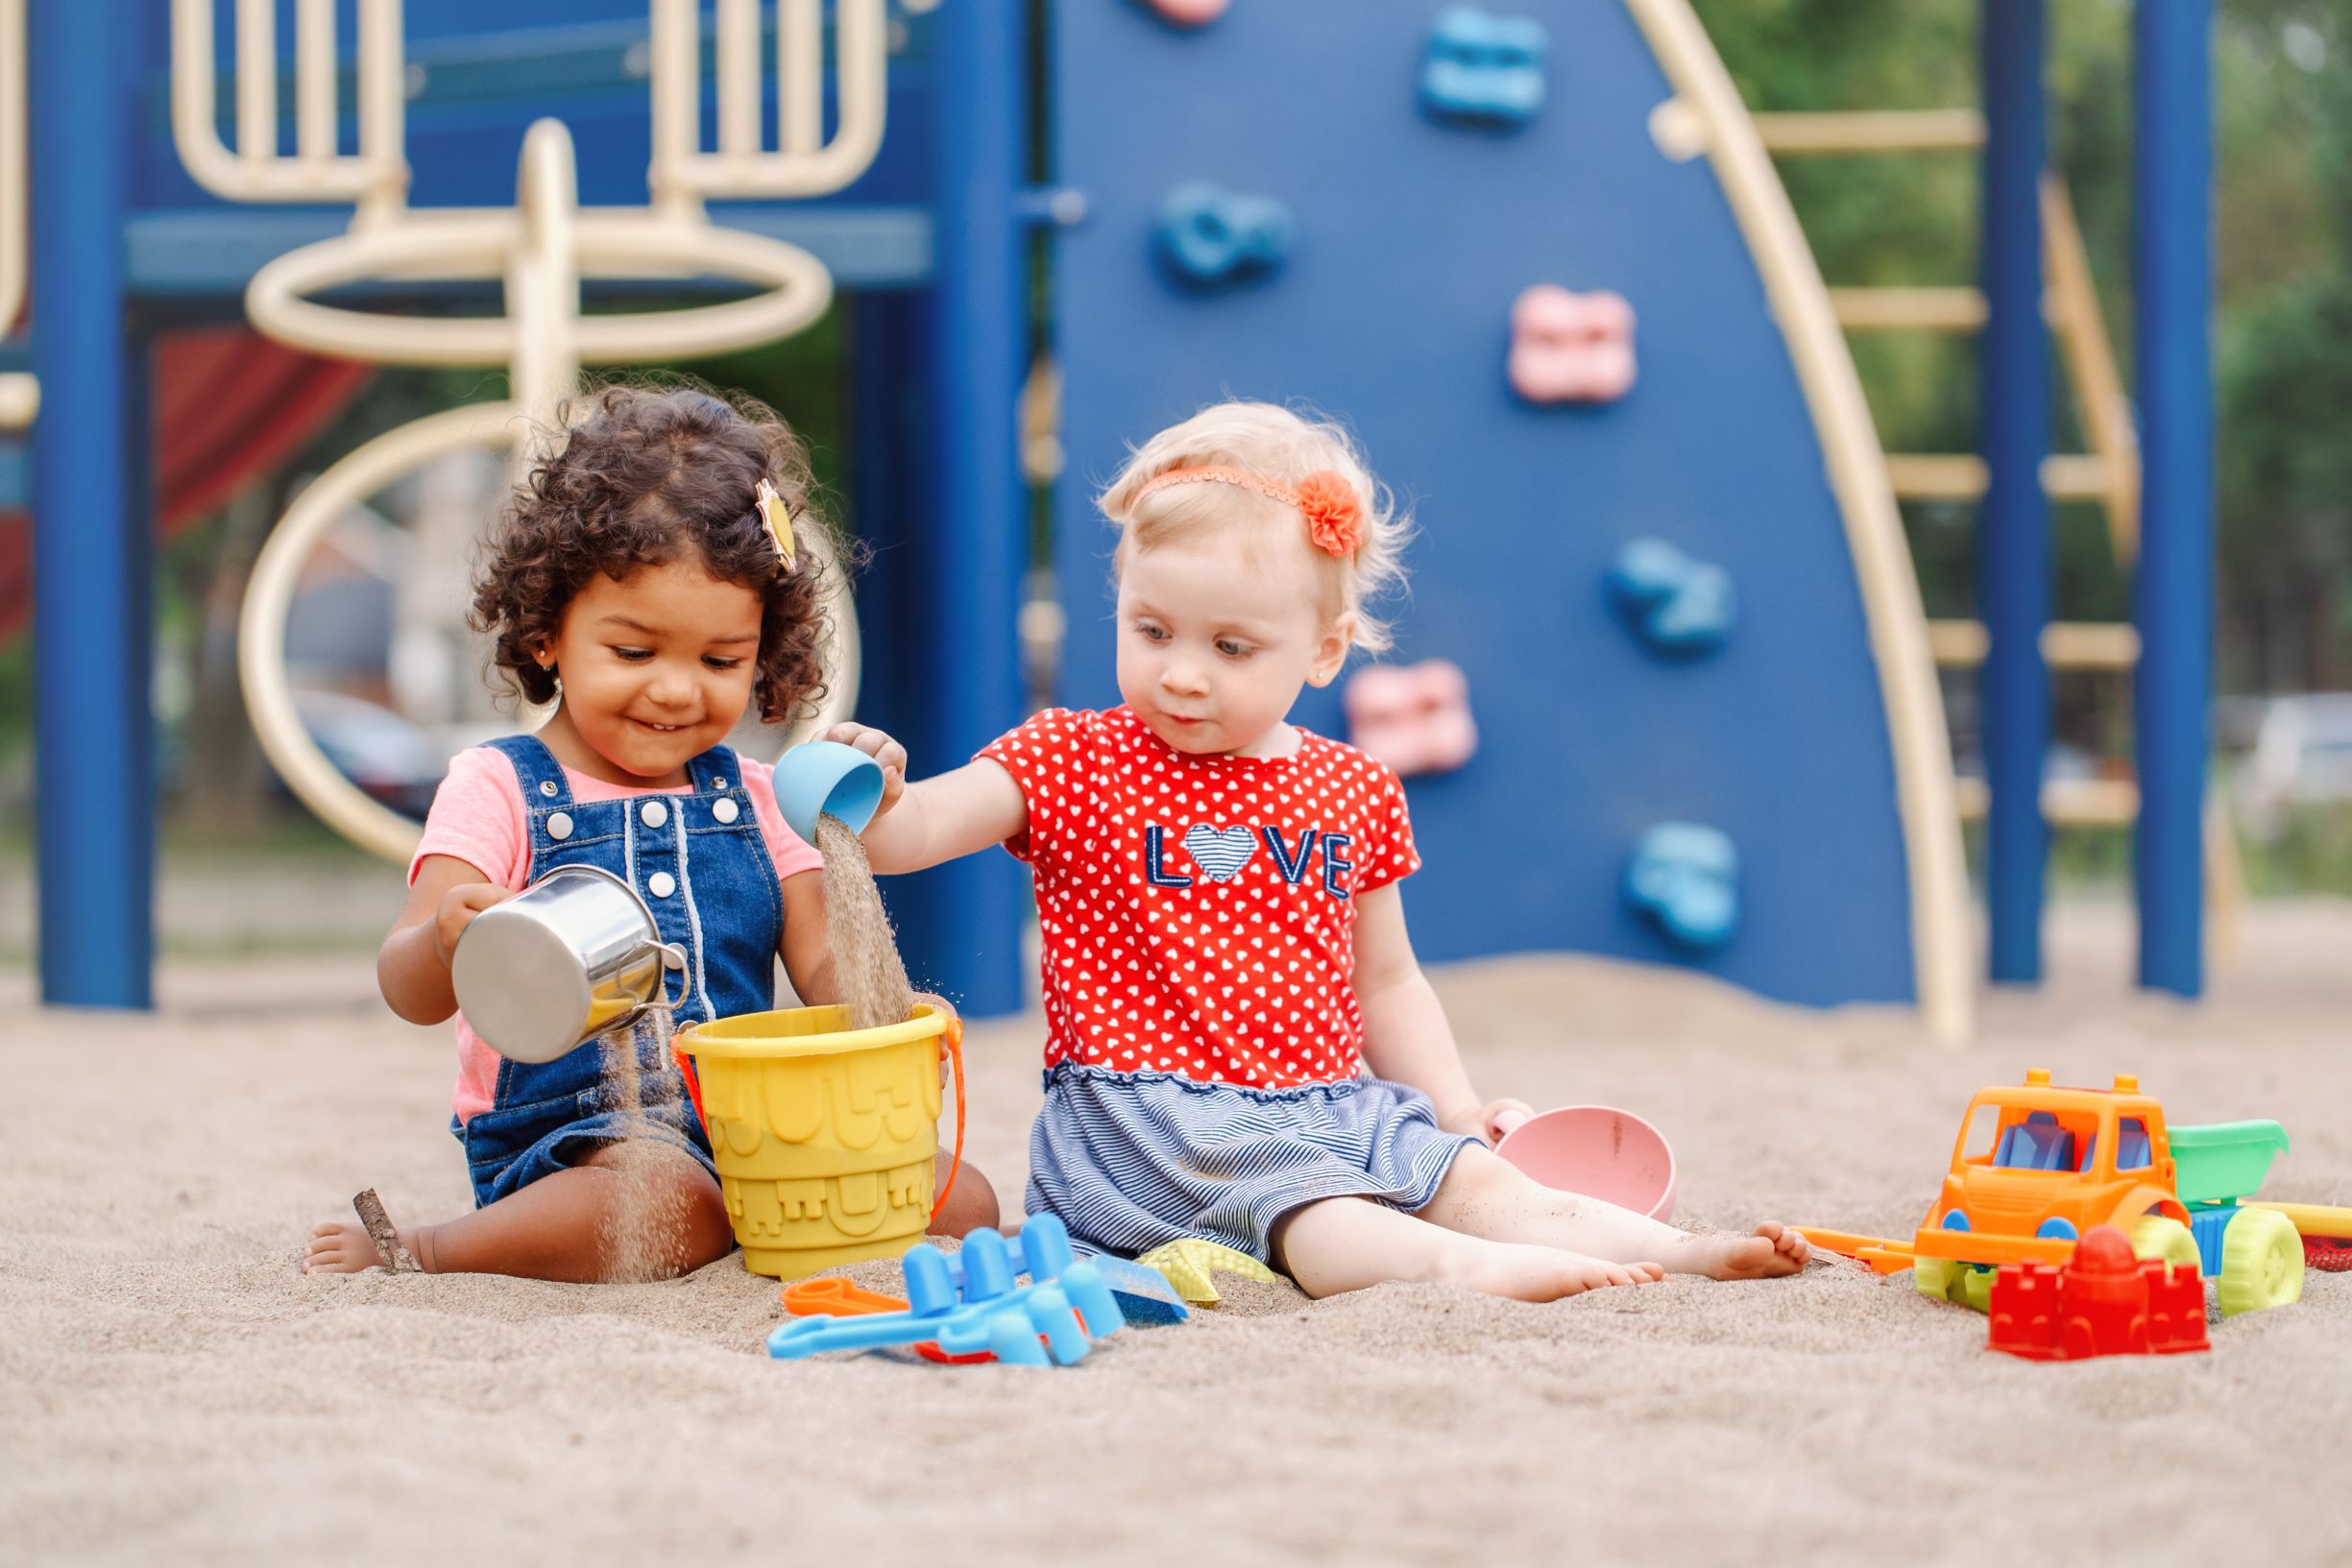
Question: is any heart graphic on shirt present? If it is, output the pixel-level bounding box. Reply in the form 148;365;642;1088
1181;824;1258;882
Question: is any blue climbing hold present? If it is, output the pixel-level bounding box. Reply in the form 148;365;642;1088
1420;7;1547;128
1623;823;1739;953
1606;537;1736;660
1154;183;1293;290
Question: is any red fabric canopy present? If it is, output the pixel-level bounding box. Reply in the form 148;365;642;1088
0;327;372;640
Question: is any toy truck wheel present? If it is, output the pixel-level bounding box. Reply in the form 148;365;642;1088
2127;1215;2201;1279
2217;1207;2305;1317
1914;1255;1962;1303
1914;1256;1993;1313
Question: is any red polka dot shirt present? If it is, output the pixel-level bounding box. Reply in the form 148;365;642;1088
979;705;1420;1089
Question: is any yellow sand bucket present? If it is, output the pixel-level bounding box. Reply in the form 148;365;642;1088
674;1003;965;1280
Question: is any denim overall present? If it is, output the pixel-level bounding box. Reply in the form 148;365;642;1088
455;735;785;1208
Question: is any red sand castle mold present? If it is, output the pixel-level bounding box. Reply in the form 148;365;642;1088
1986;1224;2209;1362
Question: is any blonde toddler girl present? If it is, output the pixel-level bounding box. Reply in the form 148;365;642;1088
828;401;1804;1300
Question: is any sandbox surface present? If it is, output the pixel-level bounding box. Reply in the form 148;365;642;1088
5;904;2348;1566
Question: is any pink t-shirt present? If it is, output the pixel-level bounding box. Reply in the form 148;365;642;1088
410;746;823;1122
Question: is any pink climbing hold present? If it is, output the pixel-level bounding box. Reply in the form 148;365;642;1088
1344;660;1478;778
1508;284;1637;404
1140;0;1231;26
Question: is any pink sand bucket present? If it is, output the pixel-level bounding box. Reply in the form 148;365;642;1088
1494;1105;1677;1221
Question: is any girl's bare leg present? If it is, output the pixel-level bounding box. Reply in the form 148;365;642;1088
1418;1146;1808;1279
303;1140;733;1282
1271;1194;1664;1302
306;1146;1004;1280
930;1150;1001;1238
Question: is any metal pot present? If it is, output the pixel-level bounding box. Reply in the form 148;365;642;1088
450;863;688;1064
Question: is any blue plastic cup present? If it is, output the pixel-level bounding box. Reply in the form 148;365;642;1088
774;739;885;846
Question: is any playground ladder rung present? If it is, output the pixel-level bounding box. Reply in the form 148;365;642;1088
1952;776;2141;828
1751;109;1985;156
1828;286;2074;333
1886;452;2110;502
1927;619;2142;672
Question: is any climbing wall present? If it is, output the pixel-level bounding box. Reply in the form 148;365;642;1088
1052;0;1924;1008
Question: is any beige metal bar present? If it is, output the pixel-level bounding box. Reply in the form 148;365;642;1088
779;0;823;156
1830;286;1987;331
0;0;32;425
354;0;407;221
236;0;278;163
1952;776;2141;827
1926;619;2142;670
0;0;24;333
2041;177;2141;563
173;0;406;210
718;0;762;157
1752;109;1984;154
1828;286;2097;332
296;0;335;164
647;0;701;214
2042;621;2142;669
1885;451;2111;501
652;0;886;203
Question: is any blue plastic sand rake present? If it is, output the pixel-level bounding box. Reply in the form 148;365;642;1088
765;1215;1129;1368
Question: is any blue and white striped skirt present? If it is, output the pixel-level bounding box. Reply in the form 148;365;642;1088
1025;1063;1483;1267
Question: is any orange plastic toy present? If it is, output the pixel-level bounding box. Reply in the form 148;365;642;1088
1803;1068;2313;1321
781;1275;989;1364
1806;1071;2194;1289
1907;1070;2194;1294
1986;1225;2209;1361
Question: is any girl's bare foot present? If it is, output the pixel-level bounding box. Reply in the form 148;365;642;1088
1447;1239;1666;1303
303;1217;425;1274
1663;1222;1810;1280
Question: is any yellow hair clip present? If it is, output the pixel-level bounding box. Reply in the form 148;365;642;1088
755;478;797;573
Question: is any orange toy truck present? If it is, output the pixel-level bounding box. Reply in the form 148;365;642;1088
1805;1069;2310;1318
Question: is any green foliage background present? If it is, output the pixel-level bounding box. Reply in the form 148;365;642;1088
1695;0;2352;693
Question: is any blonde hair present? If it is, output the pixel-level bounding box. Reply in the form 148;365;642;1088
1098;401;1409;653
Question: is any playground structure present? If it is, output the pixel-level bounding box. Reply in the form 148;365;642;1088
12;3;2219;1042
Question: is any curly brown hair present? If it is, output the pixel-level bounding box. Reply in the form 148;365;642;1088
471;381;838;726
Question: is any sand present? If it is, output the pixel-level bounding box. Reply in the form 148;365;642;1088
813;812;915;1031
3;901;2349;1566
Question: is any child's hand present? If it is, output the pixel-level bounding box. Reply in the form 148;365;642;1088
818;722;908;817
1444;1098;1537;1147
432;882;512;968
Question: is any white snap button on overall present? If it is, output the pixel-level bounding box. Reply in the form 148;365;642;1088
646;871;676;899
713;798;740;824
641;800;669;829
546;811;574;840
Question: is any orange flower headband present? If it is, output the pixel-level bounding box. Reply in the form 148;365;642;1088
1131;465;1366;558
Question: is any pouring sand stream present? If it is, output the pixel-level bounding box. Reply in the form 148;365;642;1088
592;809;931;1279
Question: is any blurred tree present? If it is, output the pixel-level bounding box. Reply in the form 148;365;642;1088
2215;0;2352;691
1692;0;2352;697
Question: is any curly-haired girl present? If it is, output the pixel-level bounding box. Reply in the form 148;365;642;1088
304;383;998;1279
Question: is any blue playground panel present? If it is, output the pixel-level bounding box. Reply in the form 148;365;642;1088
1051;0;1918;1007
